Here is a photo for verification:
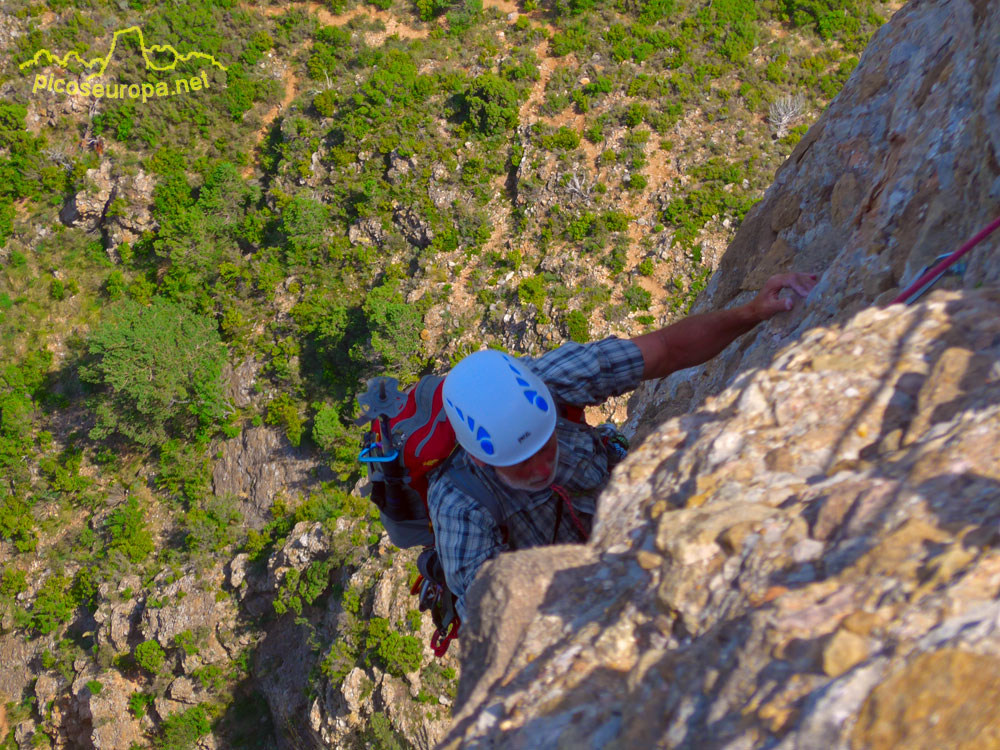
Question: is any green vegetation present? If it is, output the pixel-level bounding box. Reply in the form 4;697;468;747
81;298;228;449
134;640;167;675
366;617;424;676
105;497;155;564
0;0;890;743
273;558;333;616
128;691;156;719
158;704;211;750
565;310;590;343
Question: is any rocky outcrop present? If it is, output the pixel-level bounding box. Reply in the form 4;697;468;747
628;0;1000;438
212;425;328;529
252;525;457;750
447;287;1000;749
59;160;157;252
443;1;1000;748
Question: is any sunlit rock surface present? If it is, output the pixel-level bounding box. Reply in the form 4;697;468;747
443;1;1000;747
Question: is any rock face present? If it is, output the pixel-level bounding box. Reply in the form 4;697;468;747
446;289;1000;749
629;0;1000;437
59;160;157;252
442;2;1000;748
212;425;328;529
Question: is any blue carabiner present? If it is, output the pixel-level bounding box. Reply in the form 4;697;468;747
358;445;399;463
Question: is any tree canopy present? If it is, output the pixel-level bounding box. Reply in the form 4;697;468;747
81;298;229;448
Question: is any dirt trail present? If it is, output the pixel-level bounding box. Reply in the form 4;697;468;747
243;61;301;177
241;1;429;39
239;0;431;167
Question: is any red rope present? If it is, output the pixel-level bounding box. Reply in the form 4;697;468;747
551;484;589;540
890;215;1000;305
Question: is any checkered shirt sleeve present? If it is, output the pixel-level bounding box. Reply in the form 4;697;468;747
429;486;507;621
525;336;646;406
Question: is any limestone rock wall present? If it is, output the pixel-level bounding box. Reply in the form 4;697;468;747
442;1;1000;747
627;0;1000;440
446;288;1000;750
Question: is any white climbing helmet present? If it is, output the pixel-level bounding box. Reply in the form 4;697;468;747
442;349;557;466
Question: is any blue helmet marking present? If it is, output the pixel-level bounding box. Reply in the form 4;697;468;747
447;397;494;455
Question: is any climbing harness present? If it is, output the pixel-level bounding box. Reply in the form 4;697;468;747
890;215;1000;305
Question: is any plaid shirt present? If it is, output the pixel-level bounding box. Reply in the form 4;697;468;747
427;337;645;620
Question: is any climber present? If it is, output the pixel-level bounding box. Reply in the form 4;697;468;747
428;272;817;621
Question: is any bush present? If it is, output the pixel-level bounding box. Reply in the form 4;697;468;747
624;285;652;311
266;393;304;448
366;617;423;676
135;640;166;674
541;126;580;151
626;173;648;190
464;74;520;136
105;497;154;564
517;275;546;307
30;575;75;635
184;495;240;554
158;704;211;750
363;282;425;377
273;559;333;616
565;310;590;343
81;298;228;449
129;691;155;718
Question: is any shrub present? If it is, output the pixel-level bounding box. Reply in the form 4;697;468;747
366;617;423;676
266;393;303;448
192;664;228;693
80;298;228;449
320;640;357;687
105;497;154;564
273;558;333;616
626;173;648;191
128;691;155;718
363;282;425;377
135;640;166;674
565;310;590;343
464;74;520;136
624;285;652;311
601;211;630;232
541;126;580;151
517;275;546;307
0;496;36;553
104;270;127;299
173;630;199;656
1;568;27;597
158;704;211;749
30;575;75;635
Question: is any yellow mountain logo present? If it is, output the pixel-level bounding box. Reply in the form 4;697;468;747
19;25;228;79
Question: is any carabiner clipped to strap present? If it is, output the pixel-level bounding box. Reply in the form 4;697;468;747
431;617;461;657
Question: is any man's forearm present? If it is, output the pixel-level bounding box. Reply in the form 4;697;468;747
630;303;760;381
628;272;817;382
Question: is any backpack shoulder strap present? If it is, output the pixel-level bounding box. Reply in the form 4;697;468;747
445;464;506;531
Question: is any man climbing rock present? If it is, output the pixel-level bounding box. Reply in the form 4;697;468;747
429;272;817;619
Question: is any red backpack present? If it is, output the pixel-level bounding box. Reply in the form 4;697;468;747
355;374;591;654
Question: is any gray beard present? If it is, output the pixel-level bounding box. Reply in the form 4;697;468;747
496;445;560;492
